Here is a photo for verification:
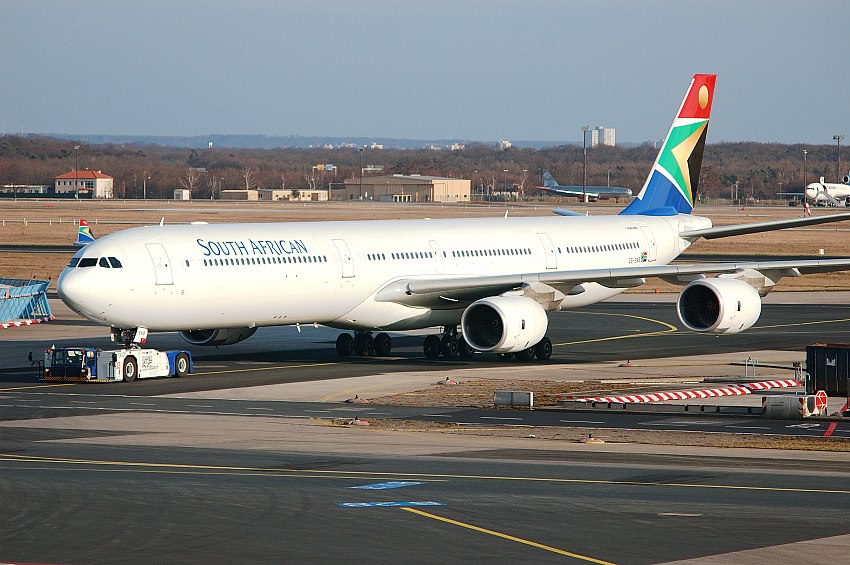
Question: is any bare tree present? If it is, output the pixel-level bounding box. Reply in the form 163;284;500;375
242;166;258;190
207;175;222;200
517;169;529;197
179;167;202;195
484;174;496;197
304;170;325;190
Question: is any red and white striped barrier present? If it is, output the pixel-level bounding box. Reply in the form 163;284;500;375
0;315;55;329
575;379;800;404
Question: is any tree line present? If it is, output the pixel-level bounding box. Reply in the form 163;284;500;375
0;135;844;201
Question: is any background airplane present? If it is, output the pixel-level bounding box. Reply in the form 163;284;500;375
805;175;850;206
535;170;633;201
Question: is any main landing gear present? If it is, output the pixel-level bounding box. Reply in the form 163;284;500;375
423;326;474;359
336;330;393;357
496;337;552;362
334;328;552;362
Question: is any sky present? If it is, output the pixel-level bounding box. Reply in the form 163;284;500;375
1;0;847;144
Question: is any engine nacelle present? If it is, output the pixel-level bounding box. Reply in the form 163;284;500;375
178;327;257;346
461;296;548;353
677;278;761;335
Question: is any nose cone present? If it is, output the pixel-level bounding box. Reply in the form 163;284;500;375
57;268;90;315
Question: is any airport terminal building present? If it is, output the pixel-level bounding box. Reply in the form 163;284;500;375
339;174;470;203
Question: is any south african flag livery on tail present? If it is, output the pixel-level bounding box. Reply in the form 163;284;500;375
620;74;715;216
75;219;95;246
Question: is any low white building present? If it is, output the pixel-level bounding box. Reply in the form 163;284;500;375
54;170;114;198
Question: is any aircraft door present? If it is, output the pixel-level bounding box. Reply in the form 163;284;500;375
536;233;557;269
332;239;355;278
639;226;657;261
145;243;174;285
429;240;443;274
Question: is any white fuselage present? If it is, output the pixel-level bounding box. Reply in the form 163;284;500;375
806;182;850;205
57;213;709;332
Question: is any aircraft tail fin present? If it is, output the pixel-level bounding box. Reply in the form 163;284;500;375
74;219;95;246
541;170;558;188
619;74;716;217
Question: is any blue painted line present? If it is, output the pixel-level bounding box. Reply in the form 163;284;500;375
350;481;424;490
337;501;443;508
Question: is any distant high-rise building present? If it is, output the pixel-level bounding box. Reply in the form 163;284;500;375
591;126;616;148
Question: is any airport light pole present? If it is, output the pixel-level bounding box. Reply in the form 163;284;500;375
358;147;363;200
521;169;527;200
607;169;611;188
581;126;590;203
803;149;807;194
834;135;845;179
74;145;80;199
503;169;508;194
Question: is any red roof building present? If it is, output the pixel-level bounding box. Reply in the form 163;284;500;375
54;170;114;198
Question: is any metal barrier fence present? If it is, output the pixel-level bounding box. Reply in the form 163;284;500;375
0;278;53;327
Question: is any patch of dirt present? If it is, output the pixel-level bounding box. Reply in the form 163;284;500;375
370;378;640;408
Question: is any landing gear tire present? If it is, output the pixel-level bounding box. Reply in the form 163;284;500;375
174;353;190;377
424;335;441;359
534;337;552;360
497;353;513;362
122;357;138;382
374;333;392;356
336;333;355;356
354;333;374;356
440;335;459;358
515;347;536;362
457;338;473;358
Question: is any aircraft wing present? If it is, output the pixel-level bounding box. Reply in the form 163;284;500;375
680;212;850;240
374;258;850;308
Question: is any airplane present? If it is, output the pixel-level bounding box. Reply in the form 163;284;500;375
536;170;633;201
57;74;850;362
74;219;95;246
805;175;850;206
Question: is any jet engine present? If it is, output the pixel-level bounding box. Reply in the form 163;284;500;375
178;327;258;346
461;296;548;353
676;278;761;335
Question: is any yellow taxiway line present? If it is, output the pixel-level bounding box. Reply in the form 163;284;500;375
402;507;617;564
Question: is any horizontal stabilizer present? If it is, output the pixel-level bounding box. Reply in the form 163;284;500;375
680;212;850;240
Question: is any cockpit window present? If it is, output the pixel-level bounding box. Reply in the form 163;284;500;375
68;257;80;268
108;257;122;268
98;257;111;268
77;258;97;268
